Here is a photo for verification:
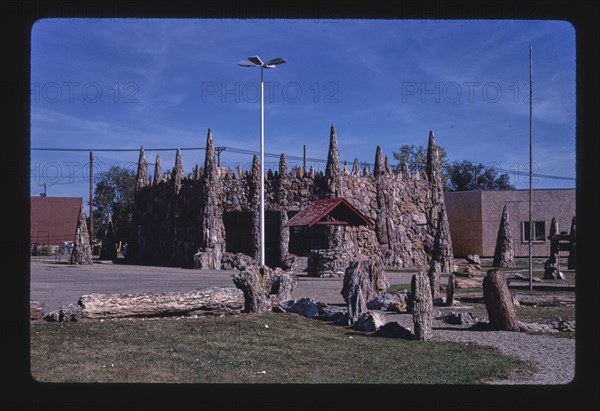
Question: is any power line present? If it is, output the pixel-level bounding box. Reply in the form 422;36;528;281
31;145;575;181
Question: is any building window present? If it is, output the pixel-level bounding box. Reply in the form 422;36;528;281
522;221;546;242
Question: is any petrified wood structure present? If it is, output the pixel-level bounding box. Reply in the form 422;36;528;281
341;257;389;325
70;206;93;265
544;217;567;280
411;271;433;341
492;205;515;268
99;214;117;261
232;265;296;313
482;269;518;331
128;126;454;271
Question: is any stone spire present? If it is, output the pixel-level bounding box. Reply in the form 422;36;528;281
70;206;93;265
251;154;260;180
492;205;516;268
197;128;224;270
135;146;148;191
352;158;360;175
431;203;455;274
152;154;163;185
279;153;287;176
568;216;576;270
325;124;341;197
99;213;117;261
384;155;391;174
374;145;385;177
425;130;439;183
204;128;217;183
544;217;564;279
171;149;184;193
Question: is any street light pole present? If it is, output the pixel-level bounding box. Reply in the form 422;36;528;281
260;66;265;267
239;56;286;268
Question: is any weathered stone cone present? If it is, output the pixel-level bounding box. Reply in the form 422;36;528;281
482;269;518;331
99;214;117;261
341;257;389;325
233;265;297;313
70;206;93;265
493;205;515;268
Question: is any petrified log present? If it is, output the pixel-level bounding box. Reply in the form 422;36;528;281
232;265;297;313
482;269;518;331
411;271;433;341
446;273;455;306
78;287;244;319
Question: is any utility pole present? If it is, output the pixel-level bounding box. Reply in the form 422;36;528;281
215;146;225;167
89;151;94;247
528;45;533;292
303;144;306;171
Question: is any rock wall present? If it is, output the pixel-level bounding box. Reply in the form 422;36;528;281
127;126;454;271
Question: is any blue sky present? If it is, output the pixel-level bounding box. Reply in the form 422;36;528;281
30;18;576;199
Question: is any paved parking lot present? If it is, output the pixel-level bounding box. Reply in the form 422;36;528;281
30;259;415;312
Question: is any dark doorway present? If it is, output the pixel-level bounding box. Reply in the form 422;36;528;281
223;212;253;256
265;211;281;268
288;211;328;256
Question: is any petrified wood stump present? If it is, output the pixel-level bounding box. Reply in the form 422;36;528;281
341;258;388;325
233;265;297;313
411;271;433;341
482;269;518;331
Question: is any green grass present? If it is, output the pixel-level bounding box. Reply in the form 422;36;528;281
388;283;411;293
30;312;530;384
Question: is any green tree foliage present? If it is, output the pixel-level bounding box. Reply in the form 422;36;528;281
393;144;449;187
92;166;136;244
446;160;515;192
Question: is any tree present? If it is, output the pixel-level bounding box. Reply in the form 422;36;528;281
393;144;449;187
92;166;136;244
446;160;514;192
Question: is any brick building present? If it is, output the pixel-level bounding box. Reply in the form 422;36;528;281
30;196;83;246
444;189;575;258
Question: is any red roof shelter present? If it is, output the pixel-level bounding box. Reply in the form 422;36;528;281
30;197;83;245
288;198;373;228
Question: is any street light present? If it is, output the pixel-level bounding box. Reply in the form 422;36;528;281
239;55;287;267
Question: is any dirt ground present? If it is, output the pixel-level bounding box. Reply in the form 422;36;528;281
30;259;416;312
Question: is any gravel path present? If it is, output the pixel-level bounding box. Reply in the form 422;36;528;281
386;313;576;385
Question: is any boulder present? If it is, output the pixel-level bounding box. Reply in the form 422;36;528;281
547;317;575;332
276;298;320;318
443;311;479;326
354;311;385;332
30;300;45;320
466;254;481;265
44;303;83;322
372;321;414;339
220;252;255;270
366;293;394;310
275;298;347;321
